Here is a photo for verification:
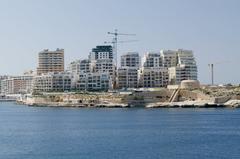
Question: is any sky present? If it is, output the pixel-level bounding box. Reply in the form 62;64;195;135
0;0;239;84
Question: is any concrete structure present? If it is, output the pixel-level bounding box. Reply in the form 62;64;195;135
37;49;64;75
168;49;198;84
33;72;73;93
138;68;169;88
91;58;116;85
120;52;140;68
180;80;200;89
160;50;178;68
64;45;116;91
168;65;194;84
67;59;91;74
142;52;163;68
1;76;33;94
89;45;113;61
117;67;139;89
76;72;111;91
87;45;117;89
117;52;140;89
0;76;9;94
140;52;172;88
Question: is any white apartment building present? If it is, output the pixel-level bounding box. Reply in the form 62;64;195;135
138;68;169;88
1;76;33;94
67;59;91;74
117;67;139;89
160;50;178;68
117;52;140;89
177;49;197;67
33;72;73;93
64;45;116;91
0;76;8;94
76;72;111;91
142;52;163;68
140;52;169;88
91;59;116;82
168;49;198;84
121;52;140;68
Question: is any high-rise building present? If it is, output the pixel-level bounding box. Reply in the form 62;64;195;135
89;45;113;61
37;48;64;75
66;45;116;91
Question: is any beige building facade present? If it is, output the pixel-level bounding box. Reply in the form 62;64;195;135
37;49;64;75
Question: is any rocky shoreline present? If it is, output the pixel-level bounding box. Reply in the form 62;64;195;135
17;99;240;108
146;100;240;108
17;86;240;108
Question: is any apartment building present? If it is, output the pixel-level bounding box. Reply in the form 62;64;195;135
37;48;64;75
0;76;8;94
33;72;73;93
89;45;113;61
76;72;111;91
160;50;178;68
138;68;169;88
168;49;198;84
142;52;163;68
139;52;169;88
1;76;33;94
91;58;116;85
117;67;139;89
67;59;91;74
117;52;140;89
120;52;140;68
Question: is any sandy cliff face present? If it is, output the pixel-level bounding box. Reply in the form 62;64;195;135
18;86;240;108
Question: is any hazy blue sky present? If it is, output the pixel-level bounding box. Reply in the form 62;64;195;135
0;0;239;84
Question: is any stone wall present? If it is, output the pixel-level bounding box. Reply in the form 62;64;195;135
178;90;211;101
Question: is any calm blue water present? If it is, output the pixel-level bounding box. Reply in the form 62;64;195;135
0;102;240;159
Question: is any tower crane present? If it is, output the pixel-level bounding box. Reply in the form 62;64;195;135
105;29;137;68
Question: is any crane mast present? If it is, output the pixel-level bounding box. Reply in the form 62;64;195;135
107;29;136;68
208;64;214;85
208;60;232;86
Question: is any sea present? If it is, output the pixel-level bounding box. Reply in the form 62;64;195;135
0;102;240;159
